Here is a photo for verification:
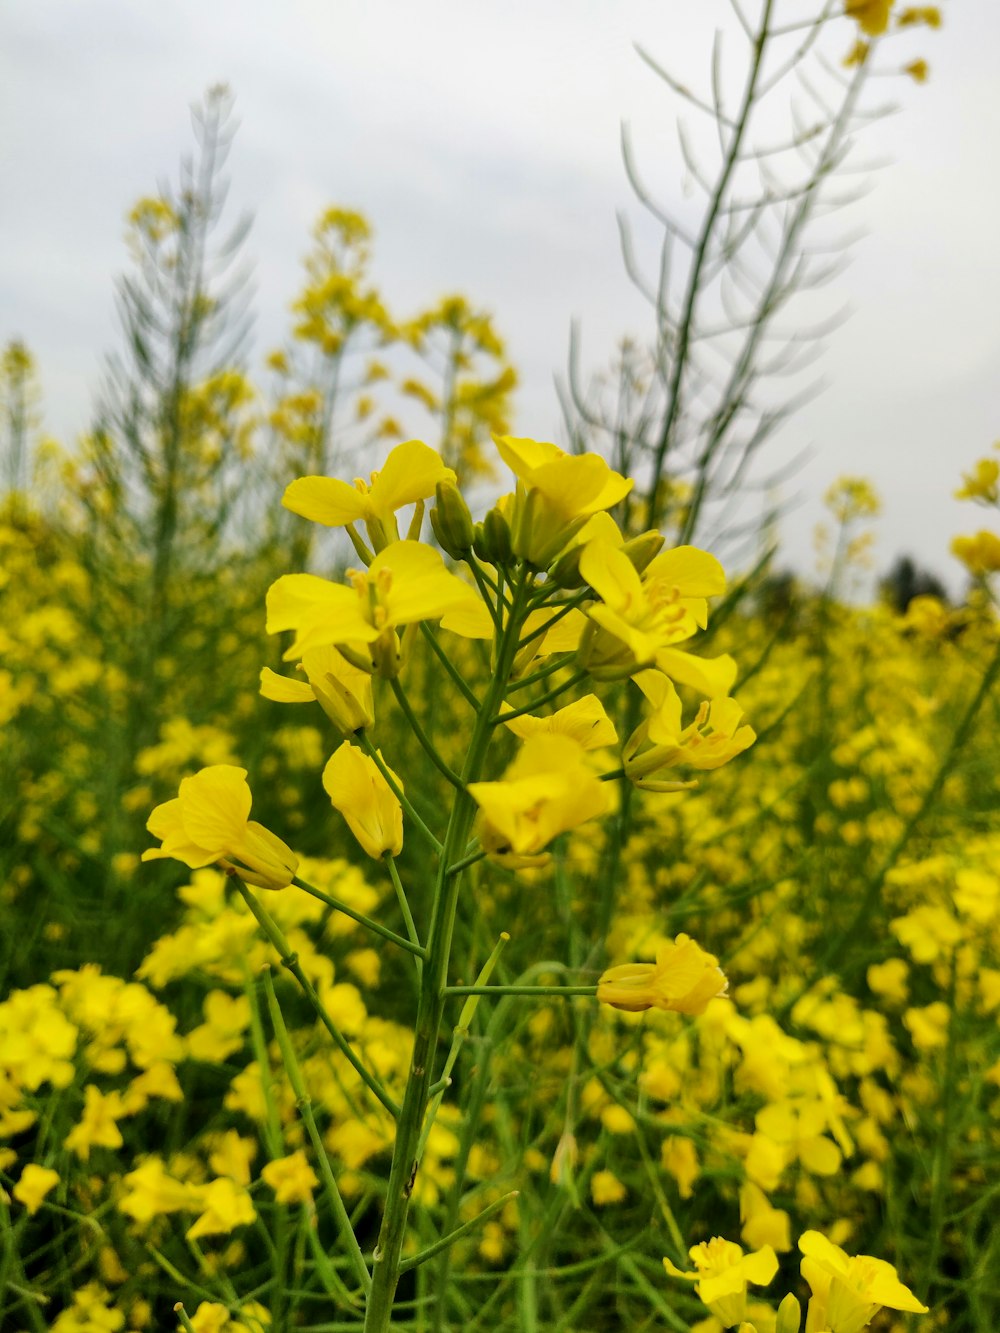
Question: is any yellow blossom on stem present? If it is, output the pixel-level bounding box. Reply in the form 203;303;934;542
664;1237;779;1327
501;693;618;749
142;765;298;891
799;1230;928;1332
322;742;403;859
844;0;893;38
624;672;755;789
64;1084;125;1160
468;734;611;868
260;643;375;736
186;1177;256;1241
578;540;724;677
13;1163;60;1214
282;438;455;551
494;434;633;569
261;1150;320;1205
266;540;476;676
119;1156;197;1222
598;934;728;1014
950;531;1000;577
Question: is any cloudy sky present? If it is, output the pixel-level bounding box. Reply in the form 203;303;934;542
2;1;996;592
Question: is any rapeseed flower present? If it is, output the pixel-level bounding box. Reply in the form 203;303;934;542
322;742;403;858
261;1150;320;1205
798;1230;928;1331
664;1237;779;1327
266;540;476;676
12;1163;60;1214
283;438;455;551
598;934;727;1014
624;673;755;788
142;765;298;891
260;644;374;735
468;734;610;867
494;434;632;569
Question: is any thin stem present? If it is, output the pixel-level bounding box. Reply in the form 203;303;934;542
262;967;372;1296
419;621;479;710
490;669;589;725
390;677;463;789
444;984;597;998
295;876;427;959
445;847;486;876
399;1192;520;1273
385;854;423;975
235;881;400;1118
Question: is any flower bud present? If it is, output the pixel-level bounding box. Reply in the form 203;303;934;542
430;480;475;558
620;529;665;575
548;542;587;589
474;507;513;566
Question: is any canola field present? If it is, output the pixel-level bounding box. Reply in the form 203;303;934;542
2;14;1000;1327
2;416;998;1332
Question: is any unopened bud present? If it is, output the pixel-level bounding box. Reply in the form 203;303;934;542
548;543;587;589
475;507;513;567
620;530;665;575
775;1293;802;1333
430;480;475;558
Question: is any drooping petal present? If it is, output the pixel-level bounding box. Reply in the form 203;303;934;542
176;766;253;853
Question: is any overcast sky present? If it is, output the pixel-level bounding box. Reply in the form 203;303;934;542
2;1;997;593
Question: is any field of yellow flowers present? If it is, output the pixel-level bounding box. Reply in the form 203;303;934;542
2;19;999;1322
2;412;998;1332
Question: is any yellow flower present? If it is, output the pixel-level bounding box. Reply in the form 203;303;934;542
119;1156;197;1222
282;438;455;551
950;530;1000;577
12;1163;60;1214
903;58;929;82
664;1237;779;1327
266;540;476;676
64;1084;125;1160
468;734;611;867
598;934;727;1014
591;1169;627;1206
494;435;633;569
261;1150;320;1205
578;540;725;677
142;765;298;891
954;454;999;504
186;1176;256;1241
260;644;374;736
322;742;403;858
799;1230;928;1332
897;5;942;26
501;693;618;749
844;0;893;37
624;673;755;789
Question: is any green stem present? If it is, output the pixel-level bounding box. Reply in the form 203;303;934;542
420;622;479;710
295;875;427;958
385;854;423;982
262;967;372;1296
446;847;486;876
390;677;463;789
444;984;597;998
235;882;400;1118
363;569;534;1332
490;669;589;725
400;1192;519;1273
